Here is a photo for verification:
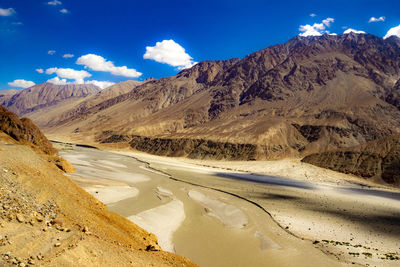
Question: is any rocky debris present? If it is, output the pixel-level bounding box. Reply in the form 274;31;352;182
16;214;24;223
53;157;75;173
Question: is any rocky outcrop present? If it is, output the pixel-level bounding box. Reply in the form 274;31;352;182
101;134;258;160
0;106;57;155
302;135;400;185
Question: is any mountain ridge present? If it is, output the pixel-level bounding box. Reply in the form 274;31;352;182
24;33;400;161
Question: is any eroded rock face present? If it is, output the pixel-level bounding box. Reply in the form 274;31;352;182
302;135;400;185
0;106;57;155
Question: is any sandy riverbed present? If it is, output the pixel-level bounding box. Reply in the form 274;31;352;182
60;146;400;266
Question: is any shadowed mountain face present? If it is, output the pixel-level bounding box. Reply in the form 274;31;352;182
33;34;400;159
302;135;400;186
0;83;101;116
0;106;57;155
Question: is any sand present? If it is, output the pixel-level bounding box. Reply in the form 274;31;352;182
188;190;248;228
60;145;400;266
84;185;139;204
128;199;186;253
112;149;400;267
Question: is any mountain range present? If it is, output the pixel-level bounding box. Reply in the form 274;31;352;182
2;33;400;183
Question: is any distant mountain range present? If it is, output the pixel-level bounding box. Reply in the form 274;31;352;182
0;83;101;116
2;33;400;183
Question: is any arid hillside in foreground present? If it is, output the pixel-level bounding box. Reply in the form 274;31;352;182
31;34;400;161
0;106;195;266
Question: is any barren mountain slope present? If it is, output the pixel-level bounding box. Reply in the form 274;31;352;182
302;134;400;186
42;34;400;159
2;83;101;116
0;107;195;266
25;80;143;128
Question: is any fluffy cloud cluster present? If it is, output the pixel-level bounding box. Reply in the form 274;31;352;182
343;28;366;34
46;77;114;89
299;18;335;37
47;76;68;85
63;53;74;58
0;7;15;16
36;68;44;74
76;54;142;78
8;79;35;88
143;39;196;69
48;50;56;55
85;80;115;89
45;67;91;84
369;16;385;23
384;25;400;39
47;0;62;5
60;9;69;14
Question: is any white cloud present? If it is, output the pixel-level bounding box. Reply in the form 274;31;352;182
60;8;69;14
343;28;366;34
63;53;74;58
47;76;68;85
383;25;400;39
0;7;15;16
8;79;35;88
369;16;385;23
45;67;91;84
36;68;44;73
310;13;317;17
299;17;335;37
48;50;56;55
47;0;62;5
85;80;115;89
143;39;196;69
76;54;142;78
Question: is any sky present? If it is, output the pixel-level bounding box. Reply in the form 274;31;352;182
0;0;400;90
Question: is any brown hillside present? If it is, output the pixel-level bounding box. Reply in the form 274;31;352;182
0;105;57;155
302;135;400;186
3;83;101;116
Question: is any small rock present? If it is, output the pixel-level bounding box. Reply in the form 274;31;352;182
28;259;35;265
82;226;89;233
16;214;25;223
54;242;61;247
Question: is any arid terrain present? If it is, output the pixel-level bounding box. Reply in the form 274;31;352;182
0;106;195;266
1;32;400;267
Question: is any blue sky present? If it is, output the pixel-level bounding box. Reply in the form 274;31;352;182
0;0;399;90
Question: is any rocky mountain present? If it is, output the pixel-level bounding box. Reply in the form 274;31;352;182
0;105;57;155
302;135;400;186
35;33;400;159
23;81;144;128
1;83;101;116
